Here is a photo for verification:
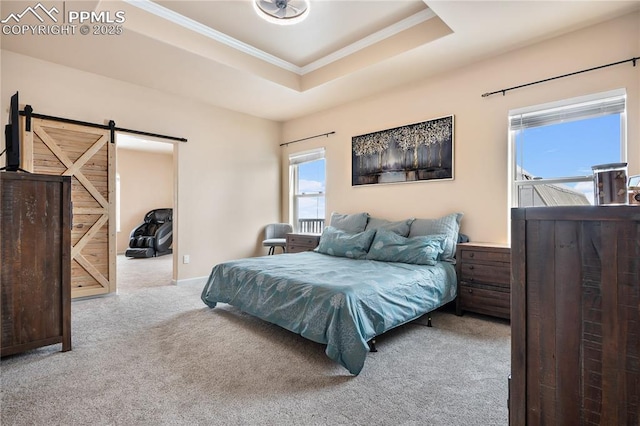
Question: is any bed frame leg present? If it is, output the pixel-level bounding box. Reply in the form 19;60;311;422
368;339;378;352
427;316;432;327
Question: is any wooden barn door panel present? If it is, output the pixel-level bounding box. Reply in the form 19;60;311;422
22;117;115;298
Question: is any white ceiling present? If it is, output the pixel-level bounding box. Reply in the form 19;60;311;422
154;0;429;67
1;1;638;122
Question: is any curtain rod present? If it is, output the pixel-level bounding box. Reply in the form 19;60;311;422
280;131;335;147
481;56;639;98
20;107;188;143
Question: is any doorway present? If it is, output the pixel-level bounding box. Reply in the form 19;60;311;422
115;133;176;292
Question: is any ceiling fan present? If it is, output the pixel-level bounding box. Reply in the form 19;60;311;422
254;0;310;25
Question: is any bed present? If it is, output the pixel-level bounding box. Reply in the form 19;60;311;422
201;212;463;375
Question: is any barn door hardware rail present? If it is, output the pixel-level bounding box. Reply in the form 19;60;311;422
482;56;639;98
20;107;188;143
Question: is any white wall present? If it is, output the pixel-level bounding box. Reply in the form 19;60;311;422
1;50;282;282
116;148;174;254
281;11;640;244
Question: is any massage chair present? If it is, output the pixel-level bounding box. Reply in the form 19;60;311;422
124;208;173;258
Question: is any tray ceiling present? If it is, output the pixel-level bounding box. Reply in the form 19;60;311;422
1;1;638;121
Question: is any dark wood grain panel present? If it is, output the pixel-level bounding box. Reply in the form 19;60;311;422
510;206;639;426
600;221;620;424
510;209;527;426
554;220;582;423
581;221;604;424
528;220;555;424
1;173;71;356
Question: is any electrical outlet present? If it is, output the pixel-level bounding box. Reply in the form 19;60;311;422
183;255;190;264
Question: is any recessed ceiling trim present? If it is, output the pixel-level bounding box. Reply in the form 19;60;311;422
124;0;436;76
123;0;300;73
300;8;436;74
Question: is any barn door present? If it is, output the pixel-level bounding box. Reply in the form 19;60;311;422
22;117;116;298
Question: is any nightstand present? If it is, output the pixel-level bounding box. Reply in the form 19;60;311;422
286;233;321;253
455;242;511;320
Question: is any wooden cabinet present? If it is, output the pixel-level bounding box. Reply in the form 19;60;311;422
286;233;320;253
1;172;72;357
455;242;511;320
510;206;639;425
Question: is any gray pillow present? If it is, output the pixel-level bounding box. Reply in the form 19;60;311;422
330;212;369;234
315;226;376;259
365;217;414;237
366;229;446;265
408;212;463;263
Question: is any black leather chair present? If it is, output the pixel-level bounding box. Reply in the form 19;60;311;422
125;208;173;258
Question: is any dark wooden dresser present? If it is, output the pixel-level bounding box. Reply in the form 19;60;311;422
510;206;639;425
455;242;511;320
286;233;321;253
1;172;72;356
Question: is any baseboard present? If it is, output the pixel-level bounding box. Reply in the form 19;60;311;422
173;276;208;287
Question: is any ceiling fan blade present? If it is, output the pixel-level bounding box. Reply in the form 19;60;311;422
257;0;280;14
288;0;308;12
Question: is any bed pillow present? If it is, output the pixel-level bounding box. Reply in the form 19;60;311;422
408;212;463;263
364;217;415;237
366;229;446;266
315;226;376;259
330;212;369;234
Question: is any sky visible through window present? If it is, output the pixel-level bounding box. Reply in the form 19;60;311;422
297;159;325;219
516;114;621;203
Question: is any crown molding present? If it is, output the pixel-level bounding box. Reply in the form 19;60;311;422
124;0;300;73
300;8;436;74
124;0;435;76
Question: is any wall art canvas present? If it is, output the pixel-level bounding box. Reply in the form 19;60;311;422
352;115;454;186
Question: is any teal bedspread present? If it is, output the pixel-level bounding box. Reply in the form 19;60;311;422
201;251;457;375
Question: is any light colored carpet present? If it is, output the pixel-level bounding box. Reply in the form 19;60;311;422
0;256;510;425
116;253;174;293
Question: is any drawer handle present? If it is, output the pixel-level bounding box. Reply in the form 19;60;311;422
467;289;473;293
469;253;474;258
468;265;474;270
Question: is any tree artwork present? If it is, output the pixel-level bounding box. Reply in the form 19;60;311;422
352;132;390;171
351;115;454;186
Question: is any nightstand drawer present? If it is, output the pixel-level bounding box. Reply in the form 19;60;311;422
459;263;510;287
458;283;510;319
287;235;320;246
287;244;316;253
455;242;511;320
460;249;510;264
286;233;320;253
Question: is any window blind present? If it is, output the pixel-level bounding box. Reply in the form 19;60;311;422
289;148;325;165
509;94;625;130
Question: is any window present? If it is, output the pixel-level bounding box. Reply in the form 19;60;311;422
509;89;626;207
289;148;325;233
